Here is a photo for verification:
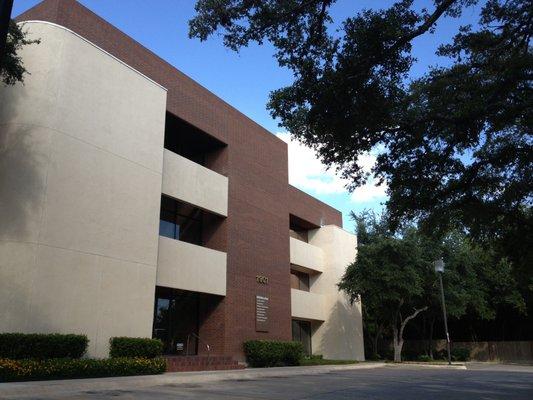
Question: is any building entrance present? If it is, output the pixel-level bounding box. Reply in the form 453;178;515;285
153;287;199;355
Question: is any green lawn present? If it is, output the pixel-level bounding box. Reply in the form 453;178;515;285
300;358;359;366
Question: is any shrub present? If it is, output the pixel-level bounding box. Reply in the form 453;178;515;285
417;354;433;362
243;340;304;367
0;357;166;382
109;337;163;359
451;347;470;362
434;349;448;360
401;348;424;361
0;333;88;360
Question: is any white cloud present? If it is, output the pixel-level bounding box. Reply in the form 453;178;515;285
276;132;388;204
350;179;387;203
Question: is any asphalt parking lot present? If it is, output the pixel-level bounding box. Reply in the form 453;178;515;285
2;363;532;400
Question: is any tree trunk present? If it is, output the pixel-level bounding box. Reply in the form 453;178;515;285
392;326;403;362
393;339;403;362
393;306;428;363
370;335;378;359
371;324;383;359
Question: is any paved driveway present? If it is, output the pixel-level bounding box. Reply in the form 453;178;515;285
1;364;532;399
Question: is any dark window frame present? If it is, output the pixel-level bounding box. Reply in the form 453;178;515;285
290;269;310;292
152;286;200;355
159;195;203;246
292;319;312;356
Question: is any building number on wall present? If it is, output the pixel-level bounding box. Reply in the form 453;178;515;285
256;275;268;284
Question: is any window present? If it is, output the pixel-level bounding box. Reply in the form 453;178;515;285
164;112;226;167
290;269;310;291
292;319;312;356
159;195;203;245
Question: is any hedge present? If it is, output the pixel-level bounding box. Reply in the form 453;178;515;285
0;357;166;382
0;333;88;360
109;337;163;359
451;347;470;362
243;340;304;367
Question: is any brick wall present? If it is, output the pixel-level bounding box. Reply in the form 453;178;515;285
18;0;343;360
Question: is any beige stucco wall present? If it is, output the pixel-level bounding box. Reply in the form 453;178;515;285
289;237;324;273
291;289;326;321
0;22;167;357
162;149;228;216
307;225;364;360
156;236;227;296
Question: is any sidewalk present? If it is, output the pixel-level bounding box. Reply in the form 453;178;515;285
0;362;386;398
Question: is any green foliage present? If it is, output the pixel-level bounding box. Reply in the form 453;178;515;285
300;358;358;366
339;213;431;362
451;347;470;362
1;21;40;85
417;354;433;362
0;333;88;360
189;1;532;293
340;213;430;318
340;211;525;361
243;340;303;367
109;337;163;359
0;357;166;382
434;349;448;361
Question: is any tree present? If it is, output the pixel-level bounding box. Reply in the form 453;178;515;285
339;212;431;362
1;20;39;85
415;231;526;357
340;211;525;361
189;0;532;270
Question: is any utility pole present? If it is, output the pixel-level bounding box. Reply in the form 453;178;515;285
0;0;14;68
434;258;452;365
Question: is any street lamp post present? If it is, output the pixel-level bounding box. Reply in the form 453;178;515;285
434;258;452;365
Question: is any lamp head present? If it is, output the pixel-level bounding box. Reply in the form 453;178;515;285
434;258;445;273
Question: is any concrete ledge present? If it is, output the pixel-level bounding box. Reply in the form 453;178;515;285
290;237;324;273
291;288;326;321
156;236;227;296
0;363;385;398
162;149;228;216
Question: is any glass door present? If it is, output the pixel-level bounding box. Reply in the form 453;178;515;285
153;287;199;355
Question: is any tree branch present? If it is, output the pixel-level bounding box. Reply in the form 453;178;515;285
391;0;458;52
399;306;428;339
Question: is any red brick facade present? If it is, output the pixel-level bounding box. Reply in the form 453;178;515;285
18;0;344;360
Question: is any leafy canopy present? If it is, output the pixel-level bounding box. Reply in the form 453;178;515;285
189;0;532;257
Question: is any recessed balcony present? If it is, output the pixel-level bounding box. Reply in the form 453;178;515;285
289;237;324;273
156;236;227;296
291;289;325;322
162;149;228;217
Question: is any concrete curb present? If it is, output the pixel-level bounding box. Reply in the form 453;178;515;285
0;362;386;398
387;362;467;370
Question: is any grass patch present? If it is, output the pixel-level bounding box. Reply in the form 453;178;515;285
300;358;359;366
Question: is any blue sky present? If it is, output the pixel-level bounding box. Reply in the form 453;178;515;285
13;0;484;232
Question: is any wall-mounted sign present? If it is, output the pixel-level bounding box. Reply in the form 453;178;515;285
256;275;269;284
255;295;269;332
